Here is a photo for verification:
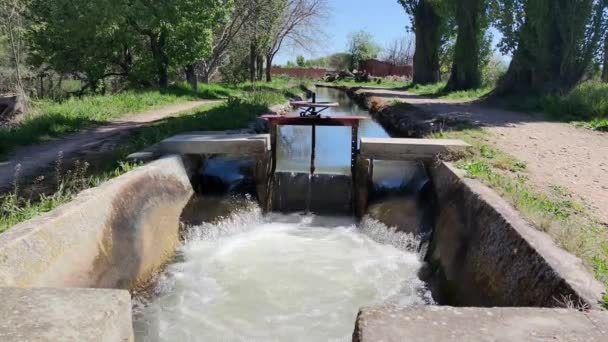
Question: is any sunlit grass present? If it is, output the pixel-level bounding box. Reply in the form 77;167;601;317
541;81;608;131
406;81;493;100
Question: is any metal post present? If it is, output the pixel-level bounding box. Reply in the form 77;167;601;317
350;123;358;176
310;124;316;175
270;123;277;174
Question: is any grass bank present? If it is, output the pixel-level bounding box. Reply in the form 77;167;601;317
406;82;494;100
431;127;608;306
0;79;306;159
320;79;409;89
0;84;229;159
541;81;608;131
0;84;303;233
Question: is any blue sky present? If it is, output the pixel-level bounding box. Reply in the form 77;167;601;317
274;0;506;65
275;0;410;64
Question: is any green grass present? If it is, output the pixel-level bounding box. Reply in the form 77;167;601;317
405;81;494;100
541;81;608;131
319;78;409;89
431;127;608;306
0;80;304;160
0;84;301;233
321;79;494;101
0;160;140;233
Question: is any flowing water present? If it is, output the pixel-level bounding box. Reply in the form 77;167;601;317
276;87;390;174
134;201;430;341
134;87;433;341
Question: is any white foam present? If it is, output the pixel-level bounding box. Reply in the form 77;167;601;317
134;209;431;341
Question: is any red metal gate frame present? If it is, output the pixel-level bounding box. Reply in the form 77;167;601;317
260;115;368;177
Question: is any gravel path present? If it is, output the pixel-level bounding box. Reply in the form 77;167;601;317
0;100;221;192
361;88;608;225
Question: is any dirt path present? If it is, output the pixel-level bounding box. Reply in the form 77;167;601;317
0;100;221;192
360;88;608;225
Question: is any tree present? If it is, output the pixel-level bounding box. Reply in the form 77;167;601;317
347;31;381;70
603;33;608;83
263;0;329;81
398;0;445;84
492;0;607;95
0;0;28;96
126;0;227;89
296;55;306;67
445;0;486;91
28;0;131;92
197;0;255;84
327;53;351;70
381;35;414;66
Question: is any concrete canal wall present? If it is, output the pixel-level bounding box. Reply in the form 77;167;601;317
428;162;605;308
0;155;197;289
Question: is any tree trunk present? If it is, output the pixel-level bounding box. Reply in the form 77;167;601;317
412;0;442;85
446;0;482;91
603;34;608;83
249;42;257;83
201;71;211;84
266;55;273;82
185;64;198;91
150;32;169;89
256;55;264;81
496;1;603;95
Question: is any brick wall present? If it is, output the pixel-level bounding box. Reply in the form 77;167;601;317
271;67;327;79
361;59;412;78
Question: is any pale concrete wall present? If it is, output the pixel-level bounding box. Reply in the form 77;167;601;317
0;155;196;289
353;305;608;342
428;162;604;308
0;288;134;341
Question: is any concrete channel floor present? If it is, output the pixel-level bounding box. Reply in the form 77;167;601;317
354;305;608;342
0;287;133;341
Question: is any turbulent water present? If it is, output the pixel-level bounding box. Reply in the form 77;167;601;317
134;202;430;342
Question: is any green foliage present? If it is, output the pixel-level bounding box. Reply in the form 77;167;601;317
541;80;608;130
492;0;607;94
347;31;382;70
296;55;306;67
406;81;493;99
27;0;230;89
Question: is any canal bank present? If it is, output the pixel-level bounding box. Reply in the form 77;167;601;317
0;84;606;341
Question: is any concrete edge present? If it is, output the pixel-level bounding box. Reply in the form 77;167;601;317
433;161;605;308
353;304;608;342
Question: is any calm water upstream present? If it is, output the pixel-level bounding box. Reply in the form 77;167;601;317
133;201;429;341
276;86;391;174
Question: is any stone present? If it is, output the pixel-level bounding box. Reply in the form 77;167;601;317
353;305;608;342
0;287;133;341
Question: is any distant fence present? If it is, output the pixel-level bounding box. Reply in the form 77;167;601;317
361;59;412;78
271;67;327;79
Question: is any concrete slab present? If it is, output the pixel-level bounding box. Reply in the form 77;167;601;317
159;133;270;156
360;137;469;161
353;305;608;342
0;287;133;341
